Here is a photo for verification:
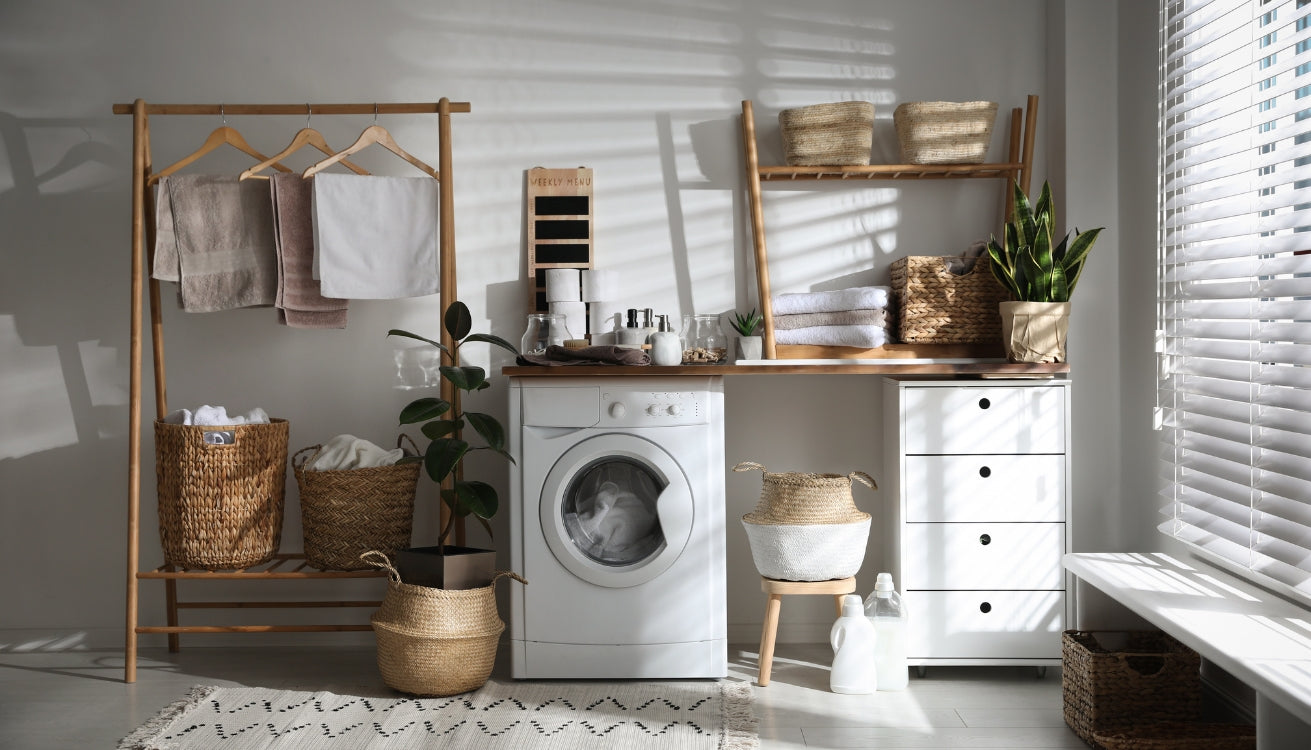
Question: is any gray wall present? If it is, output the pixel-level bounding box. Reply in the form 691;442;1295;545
0;0;1151;649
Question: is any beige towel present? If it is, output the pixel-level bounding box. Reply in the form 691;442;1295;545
773;308;887;331
270;174;348;329
153;175;278;312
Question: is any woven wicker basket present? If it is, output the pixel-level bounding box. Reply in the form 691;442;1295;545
292;436;420;571
154;418;288;570
890;254;1009;344
362;551;526;697
893;101;998;164
735;461;875;581
1092;721;1255;750
1063;630;1203;750
779;101;874;166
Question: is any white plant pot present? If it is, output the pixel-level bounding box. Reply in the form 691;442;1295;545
741;517;871;581
999;301;1070;363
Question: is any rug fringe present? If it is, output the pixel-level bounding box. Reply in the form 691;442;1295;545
117;685;217;750
719;681;759;750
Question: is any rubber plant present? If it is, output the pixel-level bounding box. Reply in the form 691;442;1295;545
389;301;518;547
730;308;763;337
986;180;1103;302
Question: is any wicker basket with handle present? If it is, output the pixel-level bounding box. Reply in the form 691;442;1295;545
893;101;999;164
292;435;420;571
890;253;1010;344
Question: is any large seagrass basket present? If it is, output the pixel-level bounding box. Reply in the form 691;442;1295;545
779;101;874;166
893;100;998;164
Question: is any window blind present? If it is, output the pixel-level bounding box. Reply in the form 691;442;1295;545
1158;0;1311;602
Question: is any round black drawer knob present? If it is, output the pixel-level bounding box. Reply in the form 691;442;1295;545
978;397;991;409
980;602;992;613
979;533;992;545
979;466;992;478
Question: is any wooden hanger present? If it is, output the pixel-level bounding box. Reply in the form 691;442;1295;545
238;127;369;180
302;124;439;179
148;124;292;186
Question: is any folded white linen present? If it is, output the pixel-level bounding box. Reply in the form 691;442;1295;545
773;324;887;349
162;405;270;425
307;434;405;471
771;286;890;315
311;174;440;299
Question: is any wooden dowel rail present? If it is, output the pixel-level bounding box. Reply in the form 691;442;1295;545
112;102;472;116
175;601;383;609
136;625;375;634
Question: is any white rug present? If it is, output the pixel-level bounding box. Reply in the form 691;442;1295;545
120;680;757;750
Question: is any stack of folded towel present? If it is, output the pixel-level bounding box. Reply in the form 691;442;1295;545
771;286;893;349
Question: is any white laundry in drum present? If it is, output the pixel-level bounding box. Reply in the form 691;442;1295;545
572;479;660;563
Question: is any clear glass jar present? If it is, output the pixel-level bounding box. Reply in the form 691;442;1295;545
680;314;728;364
521;313;572;355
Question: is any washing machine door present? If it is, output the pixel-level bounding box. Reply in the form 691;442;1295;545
539;433;693;588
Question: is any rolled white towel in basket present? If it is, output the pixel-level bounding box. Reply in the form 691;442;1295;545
771;286;890;316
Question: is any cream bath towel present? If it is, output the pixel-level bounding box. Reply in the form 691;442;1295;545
774;324;887;349
773;308;887;331
311;174;440;299
152;175;278;312
771;286;890;315
270;174;348;329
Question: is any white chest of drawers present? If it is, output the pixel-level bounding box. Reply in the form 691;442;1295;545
882;378;1072;668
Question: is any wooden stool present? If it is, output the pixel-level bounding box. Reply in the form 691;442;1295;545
756;576;857;686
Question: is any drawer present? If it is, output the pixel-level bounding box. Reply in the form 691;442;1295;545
902;522;1065;590
904;455;1066;522
904;589;1065;659
902;386;1066;455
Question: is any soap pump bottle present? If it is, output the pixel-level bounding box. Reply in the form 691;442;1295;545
829;594;877;694
618;308;646;349
864;572;909;690
650;315;682;366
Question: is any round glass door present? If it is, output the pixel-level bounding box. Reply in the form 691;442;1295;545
540;434;694;588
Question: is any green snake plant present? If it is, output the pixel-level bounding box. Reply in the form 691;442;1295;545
986;180;1103;303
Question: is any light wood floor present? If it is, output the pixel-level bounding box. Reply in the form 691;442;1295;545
0;642;1083;749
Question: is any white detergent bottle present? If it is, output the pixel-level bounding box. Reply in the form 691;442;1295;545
829;594;877;694
864;572;909;690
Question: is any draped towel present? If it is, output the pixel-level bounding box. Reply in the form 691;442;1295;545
270;174;348;328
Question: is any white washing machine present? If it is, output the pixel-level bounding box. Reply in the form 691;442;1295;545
509;375;726;679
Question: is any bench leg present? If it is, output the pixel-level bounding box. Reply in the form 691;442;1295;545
1257;693;1311;750
758;593;782;686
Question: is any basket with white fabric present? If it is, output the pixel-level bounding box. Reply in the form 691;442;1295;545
735;461;875;581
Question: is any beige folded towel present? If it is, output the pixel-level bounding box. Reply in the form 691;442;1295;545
153;175;278;312
270;174;348;329
773;308;887;331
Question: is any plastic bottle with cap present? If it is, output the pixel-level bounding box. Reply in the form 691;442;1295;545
864;572;909;690
829;594;877;694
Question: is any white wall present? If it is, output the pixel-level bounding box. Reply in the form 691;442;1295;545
0;0;1145;650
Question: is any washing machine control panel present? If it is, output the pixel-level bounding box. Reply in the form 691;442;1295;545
599;390;707;427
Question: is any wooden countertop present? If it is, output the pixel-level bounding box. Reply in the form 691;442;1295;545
503;361;1070;377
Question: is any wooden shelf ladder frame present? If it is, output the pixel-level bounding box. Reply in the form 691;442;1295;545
741;95;1039;360
113;99;470;683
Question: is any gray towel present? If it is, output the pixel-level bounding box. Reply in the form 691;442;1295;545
773;308;887;331
270;174;348;329
153;175;278;312
516;345;651;367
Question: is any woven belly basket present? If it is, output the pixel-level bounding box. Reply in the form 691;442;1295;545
735;461;875;581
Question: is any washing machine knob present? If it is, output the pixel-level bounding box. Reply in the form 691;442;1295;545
609;402;627;418
667;403;683;416
646;404;661;416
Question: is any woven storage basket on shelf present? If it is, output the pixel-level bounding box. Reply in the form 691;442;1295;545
1062;630;1204;750
893;100;999;165
890;254;1010;344
362;551;526;697
778;101;875;166
735;461;874;581
154;418;288;570
292;435;420;571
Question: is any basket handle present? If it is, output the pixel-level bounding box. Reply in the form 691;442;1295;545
292;445;324;471
397;433;419;456
849;471;877;490
733;461;766;474
492;570;529;587
359;550;403;584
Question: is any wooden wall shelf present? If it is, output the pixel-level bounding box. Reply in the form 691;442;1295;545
504;361;1069;377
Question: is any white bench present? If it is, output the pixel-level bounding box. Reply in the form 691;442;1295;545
1064;552;1311;750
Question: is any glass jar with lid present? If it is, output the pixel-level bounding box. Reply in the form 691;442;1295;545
680;314;727;364
521;313;572;355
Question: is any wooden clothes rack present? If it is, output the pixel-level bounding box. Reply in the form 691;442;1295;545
113;99;469;683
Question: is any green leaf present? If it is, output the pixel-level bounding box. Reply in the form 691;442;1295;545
440;365;486;391
454;479;498;519
987;238;1022;300
476;380;492;391
1011;181;1035;241
444;301;472;341
465;411;507;452
474;514;494;541
421;419;463;440
1034;181;1055;230
1050;262;1070;303
423;437;468;483
465;332;520;356
399;397;450;424
1060;228;1102;278
387;329;451;357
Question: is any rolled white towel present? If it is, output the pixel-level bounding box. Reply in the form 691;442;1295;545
771;286;890;315
308;434;405;471
165;405;270;425
774;324;887;349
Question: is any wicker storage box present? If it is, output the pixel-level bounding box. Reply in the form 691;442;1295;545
779;101;874;166
154;418;289;570
890;254;1009;344
1062;630;1203;749
893;101;999;164
292;436;420;571
1092;721;1254;750
735;461;874;581
363;552;525;697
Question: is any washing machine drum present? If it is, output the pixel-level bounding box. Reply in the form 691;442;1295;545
541;434;694;588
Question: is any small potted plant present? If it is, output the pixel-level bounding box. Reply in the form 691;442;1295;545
986;180;1103;363
387;301;519;589
731;308;764;361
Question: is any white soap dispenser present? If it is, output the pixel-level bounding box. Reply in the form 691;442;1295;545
830;594;877;694
650;314;682;366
